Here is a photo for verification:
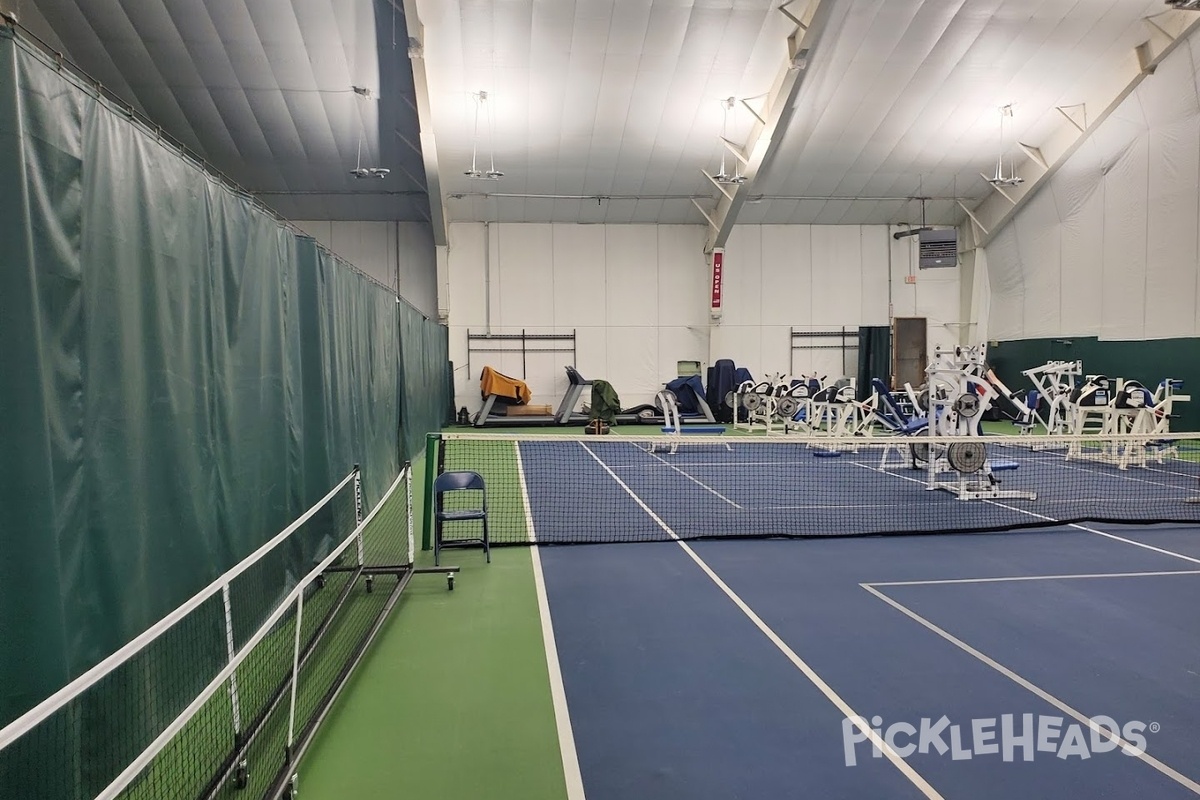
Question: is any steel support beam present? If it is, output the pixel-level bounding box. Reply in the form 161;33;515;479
701;0;835;253
966;10;1200;248
400;0;448;248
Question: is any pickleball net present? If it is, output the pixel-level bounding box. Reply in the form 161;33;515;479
0;464;414;800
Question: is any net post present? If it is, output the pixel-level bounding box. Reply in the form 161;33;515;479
421;433;441;551
404;461;415;564
220;582;243;738
353;463;364;565
286;590;304;754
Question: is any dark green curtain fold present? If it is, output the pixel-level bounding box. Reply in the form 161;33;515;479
857;325;892;399
0;30;445;748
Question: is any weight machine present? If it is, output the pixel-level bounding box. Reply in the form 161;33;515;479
879;344;1035;501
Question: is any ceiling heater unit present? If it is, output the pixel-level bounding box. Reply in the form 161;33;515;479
918;229;958;269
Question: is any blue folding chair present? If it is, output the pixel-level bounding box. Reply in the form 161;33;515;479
434;471;490;566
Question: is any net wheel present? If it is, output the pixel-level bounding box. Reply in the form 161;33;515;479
235;762;249;790
447;573;455;591
365;574;374;594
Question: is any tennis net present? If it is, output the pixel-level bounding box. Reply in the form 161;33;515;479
433;432;1200;544
0;464;414;800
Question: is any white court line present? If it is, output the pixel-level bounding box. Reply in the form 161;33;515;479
531;547;587;800
639;447;743;509
519;446;586;800
766;503;901;510
605;461;813;469
861;584;1200;796
849;461;1200;567
1015;449;1192;491
577;442;944;800
867;569;1200;588
514;439;537;544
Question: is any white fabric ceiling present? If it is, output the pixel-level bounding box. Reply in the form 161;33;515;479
22;0;1180;227
424;0;1172;225
22;0;429;221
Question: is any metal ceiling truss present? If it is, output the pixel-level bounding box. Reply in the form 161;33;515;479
399;0;447;247
698;0;836;254
964;8;1200;248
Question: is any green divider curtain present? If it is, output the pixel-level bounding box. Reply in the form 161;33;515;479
0;29;437;773
857;325;892;399
397;300;451;460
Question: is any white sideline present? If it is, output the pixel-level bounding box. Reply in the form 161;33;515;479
0;468;360;750
862;584;1200;796
577;442;944;800
517;439;585;797
867;569;1200;587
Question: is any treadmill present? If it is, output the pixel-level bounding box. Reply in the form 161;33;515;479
568;368;717;425
473;366;591;427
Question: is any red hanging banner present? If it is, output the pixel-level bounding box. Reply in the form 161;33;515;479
710;250;724;310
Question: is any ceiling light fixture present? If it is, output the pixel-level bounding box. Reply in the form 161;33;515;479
349;87;388;179
988;104;1024;188
466;91;503;180
713;97;747;185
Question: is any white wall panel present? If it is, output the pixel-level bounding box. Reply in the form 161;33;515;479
719;226;761;327
657;226;708;327
1144;118;1200;338
985;33;1200;345
552;225;607;326
446;221;960;411
1054;151;1105;336
447;223;488;328
710;325;765;376
811;225;862;326
605;226;659;325
657;326;709;388
605;327;660;402
1015;189;1062;339
860;226;890;324
575;328;609;383
985;226;1025;340
760;226;812;326
495;224;555;327
1100;138;1148;340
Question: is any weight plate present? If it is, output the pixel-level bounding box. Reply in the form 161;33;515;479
744;393;763;411
954;393;981;418
916;388;930;412
778;397;800;418
946;441;987;474
909;442;930;464
724;391;737;408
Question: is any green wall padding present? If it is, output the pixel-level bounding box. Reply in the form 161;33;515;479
989;336;1200;431
0;29;449;780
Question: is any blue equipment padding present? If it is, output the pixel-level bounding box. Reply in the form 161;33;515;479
661;426;726;435
988;460;1019;471
813;450;842;458
665;375;707;416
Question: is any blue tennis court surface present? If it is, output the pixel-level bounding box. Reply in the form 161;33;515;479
526;439;1200;798
516;439;1200;542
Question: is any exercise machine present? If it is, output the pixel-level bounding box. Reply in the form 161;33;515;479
473;365;591;427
